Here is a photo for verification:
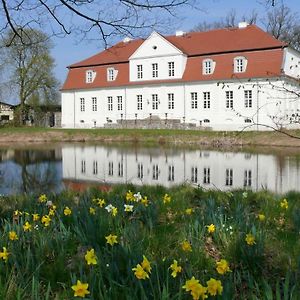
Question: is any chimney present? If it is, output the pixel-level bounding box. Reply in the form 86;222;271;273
238;22;249;29
175;30;186;37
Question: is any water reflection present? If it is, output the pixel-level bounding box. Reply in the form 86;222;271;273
0;145;299;195
62;145;300;194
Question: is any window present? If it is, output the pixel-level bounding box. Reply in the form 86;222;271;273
152;94;158;110
244;170;252;187
244;90;252;108
203;167;210;184
92;97;97;111
152;165;159;180
203;59;214;75
191;167;198;183
168;93;174;109
234;57;247;73
244;118;252;123
203;92;210;109
168;165;174;182
107;68;115;81
118;162;123;177
137;65;143;79
81;160;86;174
226;91;233;109
108;96;113;111
138;163;144;179
191;92;198;109
93;161;98;175
137;95;143;110
168;62;175;77
108;162;113;176
225;169;233;186
86;70;95;83
152;63;158;78
117;96;123;111
80;98;85;112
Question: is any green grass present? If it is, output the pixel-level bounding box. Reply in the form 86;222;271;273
0;185;299;299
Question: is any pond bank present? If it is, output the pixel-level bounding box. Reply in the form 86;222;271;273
1;127;300;147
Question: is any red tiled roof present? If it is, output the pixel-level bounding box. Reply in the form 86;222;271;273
62;25;285;90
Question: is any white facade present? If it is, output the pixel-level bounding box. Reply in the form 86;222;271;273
61;27;300;131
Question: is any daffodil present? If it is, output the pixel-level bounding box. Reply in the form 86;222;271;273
133;192;142;202
181;240;192;252
38;194;47;203
141;255;151;273
280;199;288;210
93;198;105;207
85;248;97;265
141;196;149;206
14;210;22;216
23;221;32;232
41;215;51;227
206;278;223;296
32;213;40;221
163;193;171;204
49;208;55;216
126;190;135;202
64;207;72;216
207;224;215;234
169;260;182;278
258;214;266;221
183;276;200;292
124;204;134;212
105;234;118;246
185;208;193;215
9;231;18;241
132;264;149;280
89;207;96;215
183;277;208;300
245;233;256;246
112;207;118;217
216;259;231;275
0;247;9;262
71;280;90;298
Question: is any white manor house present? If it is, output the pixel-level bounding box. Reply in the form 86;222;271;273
61;23;300;130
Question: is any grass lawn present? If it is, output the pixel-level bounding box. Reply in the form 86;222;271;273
0;185;299;299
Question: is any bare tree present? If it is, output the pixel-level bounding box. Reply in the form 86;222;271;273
0;0;195;46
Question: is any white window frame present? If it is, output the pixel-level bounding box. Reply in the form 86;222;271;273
168;61;175;77
234;56;247;73
117;96;123;111
152;63;158;78
225;169;233;186
225;91;233;109
107;96;113;111
203;167;210;184
86;70;95;83
152;94;158;110
92;97;97;112
80;98;85;112
191;92;198;109
203;92;210;109
137;65;143;79
244;90;252;108
202;59;215;75
168;93;174;110
191;167;198;183
137;95;143;110
107;68;117;81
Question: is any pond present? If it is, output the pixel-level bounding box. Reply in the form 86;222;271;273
0;144;300;195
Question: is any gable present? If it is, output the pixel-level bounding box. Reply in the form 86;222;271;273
129;31;184;60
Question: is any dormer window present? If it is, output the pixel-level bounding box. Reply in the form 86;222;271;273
234;56;247;73
86;70;96;83
107;67;118;81
202;59;215;75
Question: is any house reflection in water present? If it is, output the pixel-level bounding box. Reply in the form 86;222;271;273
62;145;300;193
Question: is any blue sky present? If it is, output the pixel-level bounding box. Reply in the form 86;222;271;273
53;0;300;85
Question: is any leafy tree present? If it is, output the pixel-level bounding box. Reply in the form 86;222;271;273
1;29;59;124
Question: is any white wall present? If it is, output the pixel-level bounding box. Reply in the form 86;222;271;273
283;47;300;80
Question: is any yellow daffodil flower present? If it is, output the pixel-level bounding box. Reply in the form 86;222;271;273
258;214;266;221
124;204;134;212
64;207;72;216
280;199;288;210
132;264;149;280
181;240;192;252
163;193;171;204
41;215;51;227
185;208;193;215
141;196;149;206
183;276;208;300
38;194;47;203
105;234;118;246
9;231;18;241
126;190;135;202
32;213;40;222
141;255;151;273
89;207;96;215
216;259;231;275
23;221;32;232
245;233;256;246
206;278;223;296
169;260;182;278
0;247;9;262
71;280;90;298
85;248;97;265
207;224;215;234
